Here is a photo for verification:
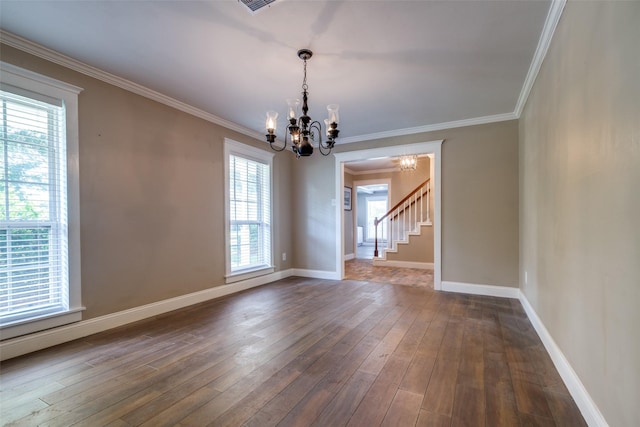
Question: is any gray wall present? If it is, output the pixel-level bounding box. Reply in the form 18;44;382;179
1;44;293;320
519;2;640;425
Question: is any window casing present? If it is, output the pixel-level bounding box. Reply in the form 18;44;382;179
0;62;82;339
224;139;274;283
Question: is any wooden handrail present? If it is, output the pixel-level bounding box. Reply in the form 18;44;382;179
374;179;429;226
373;178;430;257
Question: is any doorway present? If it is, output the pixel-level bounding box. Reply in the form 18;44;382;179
334;140;443;290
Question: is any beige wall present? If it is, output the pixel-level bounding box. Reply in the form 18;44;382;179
330;120;519;287
291;153;336;271
519;2;640;426
385;226;434;264
1;44;293;320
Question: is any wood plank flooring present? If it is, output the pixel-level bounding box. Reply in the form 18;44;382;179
0;277;586;426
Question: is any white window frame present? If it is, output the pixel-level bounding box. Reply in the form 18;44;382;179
223;138;274;284
0;62;83;340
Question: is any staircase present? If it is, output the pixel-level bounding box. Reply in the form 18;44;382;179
373;179;432;265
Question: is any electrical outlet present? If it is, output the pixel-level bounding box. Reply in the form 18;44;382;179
282;252;287;261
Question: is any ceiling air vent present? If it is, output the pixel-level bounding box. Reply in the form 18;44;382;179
240;0;277;14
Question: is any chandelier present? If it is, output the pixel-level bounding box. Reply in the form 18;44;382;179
399;155;417;171
265;49;340;158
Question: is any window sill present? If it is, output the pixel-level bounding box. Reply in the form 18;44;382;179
225;266;275;284
0;308;85;340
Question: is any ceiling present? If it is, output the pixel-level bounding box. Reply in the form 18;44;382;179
0;0;551;144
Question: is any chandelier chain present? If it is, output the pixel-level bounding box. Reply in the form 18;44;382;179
302;59;308;91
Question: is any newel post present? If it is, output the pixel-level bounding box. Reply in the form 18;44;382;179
374;217;379;257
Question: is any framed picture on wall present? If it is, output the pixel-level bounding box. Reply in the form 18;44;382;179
344;186;352;211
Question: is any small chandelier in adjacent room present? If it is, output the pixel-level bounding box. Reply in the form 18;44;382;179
399;155;418;171
265;49;340;158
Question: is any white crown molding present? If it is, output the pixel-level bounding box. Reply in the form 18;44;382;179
339;112;517;145
1;0;565;147
519;293;608;427
0;30;265;142
514;0;567;117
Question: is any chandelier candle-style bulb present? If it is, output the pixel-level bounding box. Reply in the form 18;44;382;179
327;104;339;125
287;98;300;121
265;111;278;143
266;111;278;132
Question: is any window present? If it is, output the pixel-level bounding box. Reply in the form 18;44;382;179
366;197;388;241
0;62;82;339
224;139;274;283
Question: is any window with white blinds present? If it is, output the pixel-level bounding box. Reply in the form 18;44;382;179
0;89;69;325
0;62;82;338
224;139;274;282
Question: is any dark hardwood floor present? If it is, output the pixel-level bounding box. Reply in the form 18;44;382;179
0;277;586;426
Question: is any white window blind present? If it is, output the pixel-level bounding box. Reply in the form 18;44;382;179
228;154;271;273
0;88;69;326
224;138;274;284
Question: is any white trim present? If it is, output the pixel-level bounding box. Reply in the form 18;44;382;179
441;281;520;299
1;9;565;148
0;269;294;361
0;61;84;338
519;293;609;427
291;269;341;281
1;0;566;149
335;141;442;291
372;260;433;270
344;253;355;261
225;266;275;284
514;0;567;117
346;167;400;176
339;113;516;145
223;139;275;283
438;278;608;426
0;310;84;341
0;30;265;142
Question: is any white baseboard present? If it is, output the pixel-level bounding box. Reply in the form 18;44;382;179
519;293;608;427
344;253;355;261
372;259;434;270
440;280;607;425
291;269;341;281
0;269;294;361
441;281;520;299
